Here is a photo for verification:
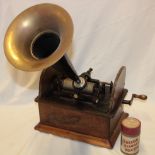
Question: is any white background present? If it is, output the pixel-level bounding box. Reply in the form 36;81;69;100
0;0;155;155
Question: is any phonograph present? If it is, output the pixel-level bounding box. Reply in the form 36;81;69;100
3;3;147;148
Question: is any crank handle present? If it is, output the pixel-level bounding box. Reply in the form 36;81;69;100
122;94;147;105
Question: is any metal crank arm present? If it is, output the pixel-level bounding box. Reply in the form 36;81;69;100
122;94;147;105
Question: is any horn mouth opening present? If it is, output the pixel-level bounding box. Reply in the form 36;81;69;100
31;31;60;60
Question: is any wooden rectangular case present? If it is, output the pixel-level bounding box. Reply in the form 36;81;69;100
35;93;128;148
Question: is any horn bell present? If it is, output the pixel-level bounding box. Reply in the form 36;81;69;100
4;3;73;71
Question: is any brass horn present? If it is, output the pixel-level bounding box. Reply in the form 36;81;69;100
4;3;80;82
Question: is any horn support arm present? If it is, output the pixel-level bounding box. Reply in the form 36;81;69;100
53;54;80;83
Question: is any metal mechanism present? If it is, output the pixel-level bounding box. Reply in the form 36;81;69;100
3;3;147;149
46;68;112;107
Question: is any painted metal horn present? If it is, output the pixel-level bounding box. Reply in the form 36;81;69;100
4;3;80;82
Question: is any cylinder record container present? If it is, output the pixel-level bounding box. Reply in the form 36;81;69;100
121;117;141;154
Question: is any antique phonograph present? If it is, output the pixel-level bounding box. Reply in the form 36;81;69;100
3;3;147;148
